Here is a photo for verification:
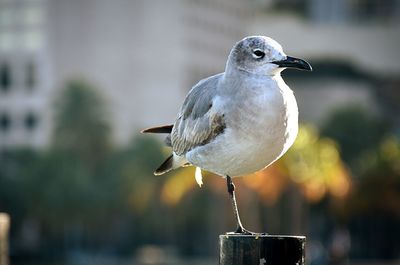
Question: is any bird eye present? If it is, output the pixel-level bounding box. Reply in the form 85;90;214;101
252;49;265;59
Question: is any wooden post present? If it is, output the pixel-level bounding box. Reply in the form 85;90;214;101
220;234;305;265
0;213;10;265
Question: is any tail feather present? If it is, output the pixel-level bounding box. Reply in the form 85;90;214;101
141;124;173;134
154;154;189;175
154;155;174;175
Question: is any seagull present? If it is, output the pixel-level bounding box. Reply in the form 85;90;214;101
142;36;312;234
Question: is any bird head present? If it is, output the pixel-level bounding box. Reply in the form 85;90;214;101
227;36;312;76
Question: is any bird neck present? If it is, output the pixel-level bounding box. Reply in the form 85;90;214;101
220;67;282;96
224;65;280;83
225;63;283;79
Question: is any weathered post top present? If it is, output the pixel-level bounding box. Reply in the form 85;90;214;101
220;234;305;265
0;213;10;265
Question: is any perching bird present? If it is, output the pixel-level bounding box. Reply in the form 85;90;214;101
142;36;312;234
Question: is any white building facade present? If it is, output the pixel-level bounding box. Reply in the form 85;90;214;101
0;0;399;149
0;0;251;149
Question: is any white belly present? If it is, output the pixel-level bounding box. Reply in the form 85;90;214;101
186;85;298;177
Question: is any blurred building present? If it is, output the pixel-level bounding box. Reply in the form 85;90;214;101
1;0;399;148
252;0;400;125
0;0;51;148
182;0;251;85
0;0;251;149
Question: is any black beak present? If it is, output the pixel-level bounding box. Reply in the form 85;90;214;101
272;56;312;71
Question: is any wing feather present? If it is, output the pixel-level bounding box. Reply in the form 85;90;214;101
171;74;225;156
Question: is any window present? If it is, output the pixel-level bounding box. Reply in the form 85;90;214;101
0;4;15;51
24;112;38;131
0;1;45;51
22;30;44;50
0;63;11;92
0;31;14;51
21;4;44;26
0;112;11;132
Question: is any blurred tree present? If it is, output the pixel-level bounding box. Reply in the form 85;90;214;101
345;135;400;217
52;79;111;172
6;79;117;252
0;149;40;231
0;78;196;255
343;136;400;259
253;124;351;203
321;105;400;259
321;106;389;170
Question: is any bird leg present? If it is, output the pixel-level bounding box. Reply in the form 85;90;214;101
226;175;252;234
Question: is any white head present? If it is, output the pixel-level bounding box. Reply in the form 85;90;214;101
226;36;312;76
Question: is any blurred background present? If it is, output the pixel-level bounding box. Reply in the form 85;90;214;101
0;0;399;264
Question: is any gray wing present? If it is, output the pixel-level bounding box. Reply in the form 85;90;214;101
171;73;226;156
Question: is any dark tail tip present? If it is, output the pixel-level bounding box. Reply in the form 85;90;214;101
154;155;174;175
141;124;173;134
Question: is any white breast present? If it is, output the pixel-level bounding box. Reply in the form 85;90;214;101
186;76;298;177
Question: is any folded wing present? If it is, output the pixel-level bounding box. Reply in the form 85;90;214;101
171;73;226;156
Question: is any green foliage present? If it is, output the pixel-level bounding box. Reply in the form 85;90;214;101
0;149;41;225
321;106;389;170
0;78;169;252
104;136;165;212
52;79;111;171
346;136;400;217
